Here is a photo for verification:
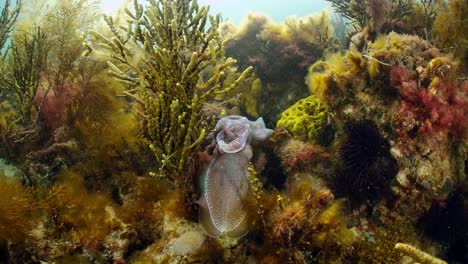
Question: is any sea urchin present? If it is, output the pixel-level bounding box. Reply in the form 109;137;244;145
335;120;397;203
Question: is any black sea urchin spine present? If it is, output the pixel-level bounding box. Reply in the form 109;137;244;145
337;120;397;203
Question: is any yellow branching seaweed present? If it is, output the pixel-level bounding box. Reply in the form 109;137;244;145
90;0;252;183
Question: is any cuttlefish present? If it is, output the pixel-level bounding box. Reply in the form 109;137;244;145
198;115;273;238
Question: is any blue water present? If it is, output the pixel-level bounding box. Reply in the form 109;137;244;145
198;0;331;23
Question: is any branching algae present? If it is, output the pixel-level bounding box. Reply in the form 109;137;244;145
89;0;253;183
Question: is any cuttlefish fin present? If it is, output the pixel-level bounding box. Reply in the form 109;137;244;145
198;195;222;238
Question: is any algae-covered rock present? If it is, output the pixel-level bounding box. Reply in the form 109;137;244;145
276;96;327;142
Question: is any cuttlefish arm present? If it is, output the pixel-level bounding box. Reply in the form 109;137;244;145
222;125;237;141
216;121;250;154
217;137;245;154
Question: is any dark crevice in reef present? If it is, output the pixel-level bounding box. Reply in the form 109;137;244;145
419;190;468;263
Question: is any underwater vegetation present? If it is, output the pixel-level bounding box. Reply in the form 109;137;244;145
0;0;466;263
433;0;467;62
88;0;253;183
219;11;341;125
326;0;413;34
0;0;21;51
0;176;38;244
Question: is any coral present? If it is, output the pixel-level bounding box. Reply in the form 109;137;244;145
367;33;441;74
276;95;327;142
427;57;458;79
306;32;464;123
395;243;447;264
302;30;465;264
270;201;307;247
0;0;466;262
90;0;252;182
335;120;397;203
